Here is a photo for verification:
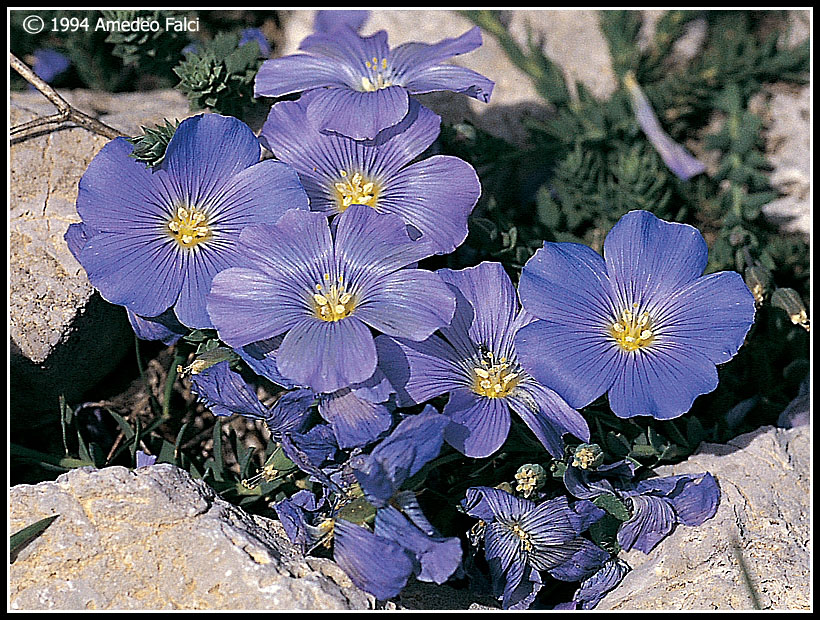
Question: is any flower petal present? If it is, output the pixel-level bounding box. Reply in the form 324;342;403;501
277;317;377;393
254;53;350;97
617;494;676;553
402;64;494;102
319;387;393;449
443;388;510;458
304;85;410;141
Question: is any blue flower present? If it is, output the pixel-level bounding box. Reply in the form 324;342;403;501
555;558;631;609
68;113;309;329
563;456;720;554
515;210;756;419
188;360;314;439
238;28;271;57
462;487;609;609
207;204;456;393
255;26;493;140
260;97;480;254
377;261;589;458
31;48;71;84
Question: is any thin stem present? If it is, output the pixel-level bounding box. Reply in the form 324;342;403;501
162;348;188;420
10;52;125;142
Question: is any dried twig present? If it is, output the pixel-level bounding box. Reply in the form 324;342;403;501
10;52;125;142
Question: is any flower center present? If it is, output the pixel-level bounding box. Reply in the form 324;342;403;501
334;170;380;212
472;350;520;399
167;205;211;248
312;273;356;322
610;304;655;352
361;56;393;91
510;522;534;553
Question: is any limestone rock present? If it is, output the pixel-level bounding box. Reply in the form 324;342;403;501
9;464;373;610
9;89;191;416
598;425;810;610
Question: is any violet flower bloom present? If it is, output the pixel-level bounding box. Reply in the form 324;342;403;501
68;113;308;329
377;261;588;458
207;204;456;394
313;10;370;34
32;48;71;84
462;487;609;610
255;26;494;140
625;72;707;181
261;97;480;254
563;456;720;554
238;28;271;57
515;209;756;420
188;360;314;439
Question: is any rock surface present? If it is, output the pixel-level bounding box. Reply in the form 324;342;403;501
9;89;191;416
598;424;811;610
9;464;373;610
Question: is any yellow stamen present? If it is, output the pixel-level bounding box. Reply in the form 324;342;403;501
312;273;355;321
472;349;520;398
167;205;212;248
610;304;655;351
333;171;380;212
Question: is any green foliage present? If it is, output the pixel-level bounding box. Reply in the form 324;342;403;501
127;118;180;169
102;10;190;74
173;31;263;117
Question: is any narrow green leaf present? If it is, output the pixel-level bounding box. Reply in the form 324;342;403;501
11;515;59;562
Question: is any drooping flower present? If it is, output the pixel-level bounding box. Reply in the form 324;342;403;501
188;360;314;439
625;72;707;181
462;486;609;609
68;113;309;329
563;456;720;554
515;209;756;419
377;261;589;458
207;203;456;394
260;97;480;254
255;26;494;140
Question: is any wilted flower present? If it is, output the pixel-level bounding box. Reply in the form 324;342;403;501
255;26;493;140
260;97;480;254
555;558;631;610
625;72;707;181
462;486;609;609
377;261;588;458
207;204;455;393
68;113;308;329
515;210;756;419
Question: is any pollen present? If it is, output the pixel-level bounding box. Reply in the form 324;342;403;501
333;171;380;212
510;523;534;553
167;205;211;248
472;349;520;399
610;304;655;351
360;57;393;91
312;275;355;322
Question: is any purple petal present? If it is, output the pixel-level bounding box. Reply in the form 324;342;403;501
333;519;414;600
507;379;589;458
254;53;351;97
375;334;467;407
189;360;270;419
313;10;370;34
237;335;294;388
606;344;718;419
266;388;315;439
318;387;393;449
76;138;172;232
208;266;307;347
304;86;410;141
374;506;462;585
521;495;579;548
391;27;483;77
515;319;625;411
626;74;706;180
443;388;510;458
127;309;186;345
174;244;238;329
355;269;456;341
135;450;157;468
277;317;377;393
617;494;676;553
64;222;93;260
645;472;720;527
546;538;610;582
79;231;183;318
402;64;494;102
603;210;708;308
572;558;631;609
32;48;71;83
652;271;756;365
162;114;262;206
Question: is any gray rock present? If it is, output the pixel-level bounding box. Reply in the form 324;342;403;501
9;89;191;416
9;464;373;610
598;424;810;610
